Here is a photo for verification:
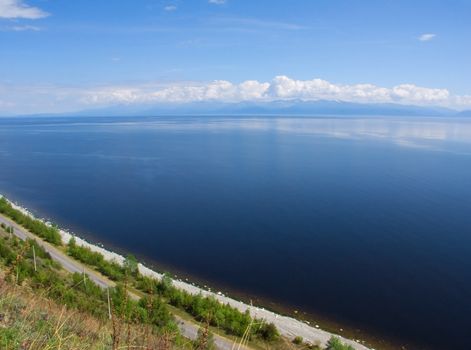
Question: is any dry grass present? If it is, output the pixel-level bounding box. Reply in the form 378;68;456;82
0;280;107;349
0;277;190;350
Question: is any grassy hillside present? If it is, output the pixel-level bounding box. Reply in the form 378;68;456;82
0;281;186;350
0;225;191;349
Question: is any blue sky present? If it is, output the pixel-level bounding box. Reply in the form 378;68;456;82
1;0;470;114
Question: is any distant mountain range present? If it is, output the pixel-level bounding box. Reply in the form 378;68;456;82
13;100;470;118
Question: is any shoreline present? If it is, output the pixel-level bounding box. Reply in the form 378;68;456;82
130;254;390;349
1;194;372;350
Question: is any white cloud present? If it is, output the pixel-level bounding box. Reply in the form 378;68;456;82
164;5;177;11
238;80;270;100
1;76;470;115
3;24;41;31
209;0;226;4
266;76;449;105
418;33;436;42
0;0;49;19
211;16;305;31
391;84;449;102
454;95;471;108
81;76;461;108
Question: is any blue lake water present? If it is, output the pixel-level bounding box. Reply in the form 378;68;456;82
1;116;471;349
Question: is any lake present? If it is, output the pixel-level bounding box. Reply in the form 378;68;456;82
1;115;470;349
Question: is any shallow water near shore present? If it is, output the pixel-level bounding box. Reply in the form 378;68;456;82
1;115;471;349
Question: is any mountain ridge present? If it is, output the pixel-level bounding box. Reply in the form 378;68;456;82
4;100;466;118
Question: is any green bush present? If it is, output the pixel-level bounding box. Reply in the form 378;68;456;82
0;198;62;245
138;264;280;340
257;322;279;341
293;335;303;345
67;238;125;280
139;295;173;328
326;337;355;350
0;238;15;264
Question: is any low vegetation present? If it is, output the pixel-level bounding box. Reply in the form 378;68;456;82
326;337;356;350
1;282;109;350
0;197;62;245
0;230;189;349
0;282;186;350
67;237;279;342
67;237;125;281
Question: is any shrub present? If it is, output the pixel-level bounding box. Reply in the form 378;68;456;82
124;254;139;277
293;336;304;345
0;198;62;245
0;238;15;263
326;337;355;350
257;322;279;341
67;238;125;280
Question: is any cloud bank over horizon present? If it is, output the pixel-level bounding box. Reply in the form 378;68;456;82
1;76;471;115
84;76;470;109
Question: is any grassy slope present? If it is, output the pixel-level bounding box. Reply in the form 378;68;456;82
1;280;111;350
0;225;192;350
0;280;195;350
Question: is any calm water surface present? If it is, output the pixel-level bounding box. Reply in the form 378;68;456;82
1;116;471;349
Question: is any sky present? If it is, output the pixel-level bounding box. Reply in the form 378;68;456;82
0;0;470;115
